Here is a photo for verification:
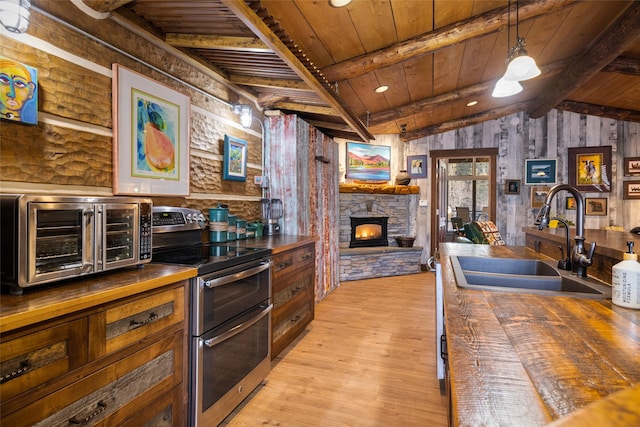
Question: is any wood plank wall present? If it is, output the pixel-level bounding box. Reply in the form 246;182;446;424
267;115;339;301
0;1;263;221
407;110;640;262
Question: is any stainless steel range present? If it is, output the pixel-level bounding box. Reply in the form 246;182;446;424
151;207;272;426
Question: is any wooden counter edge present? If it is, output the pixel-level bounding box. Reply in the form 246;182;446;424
0;266;197;334
546;383;640;427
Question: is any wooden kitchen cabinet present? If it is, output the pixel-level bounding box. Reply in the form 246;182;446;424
271;242;315;358
0;278;189;426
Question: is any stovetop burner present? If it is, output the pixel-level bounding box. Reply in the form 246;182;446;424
152;243;271;276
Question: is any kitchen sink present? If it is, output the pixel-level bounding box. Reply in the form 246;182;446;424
451;256;611;299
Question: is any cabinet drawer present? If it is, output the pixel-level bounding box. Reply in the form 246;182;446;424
89;285;185;359
272;244;315;282
119;385;184;427
272;297;314;357
0;319;87;402
273;267;314;307
2;332;183;426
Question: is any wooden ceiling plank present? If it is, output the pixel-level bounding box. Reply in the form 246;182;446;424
271;102;339;117
305;120;354;132
165;33;271;52
321;0;577;82
79;0;134;13
529;2;640;119
221;0;374;142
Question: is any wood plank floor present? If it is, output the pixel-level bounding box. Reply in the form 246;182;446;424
221;272;448;426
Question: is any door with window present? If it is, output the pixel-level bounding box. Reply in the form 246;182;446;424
430;148;498;254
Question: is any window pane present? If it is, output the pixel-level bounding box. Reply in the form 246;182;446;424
475;157;490;176
448;158;473;176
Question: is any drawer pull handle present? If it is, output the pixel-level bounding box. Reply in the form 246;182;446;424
0;360;30;384
130;312;158;329
291;314;301;323
291;286;303;296
301;253;311;260
276;261;291;272
69;400;107;425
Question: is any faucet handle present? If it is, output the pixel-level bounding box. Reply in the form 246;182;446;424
587;241;596;261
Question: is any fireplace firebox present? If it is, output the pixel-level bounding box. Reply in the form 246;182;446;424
349;216;389;248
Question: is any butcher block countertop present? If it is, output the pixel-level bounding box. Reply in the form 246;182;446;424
237;234;317;254
0;264;197;334
440;243;640;426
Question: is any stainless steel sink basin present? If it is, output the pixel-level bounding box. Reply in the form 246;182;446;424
451;256;611;299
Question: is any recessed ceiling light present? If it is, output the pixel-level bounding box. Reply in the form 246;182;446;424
466;100;478;107
329;0;352;7
375;85;389;93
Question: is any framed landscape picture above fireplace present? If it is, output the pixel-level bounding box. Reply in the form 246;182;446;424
346;142;391;181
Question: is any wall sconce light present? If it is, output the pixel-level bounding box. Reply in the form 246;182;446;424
0;0;31;33
233;104;253;128
492;0;540;98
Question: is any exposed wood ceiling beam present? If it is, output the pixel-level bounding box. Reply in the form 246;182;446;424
556;100;640;123
400;102;532;142
221;0;374;142
368;59;569;128
165;33;271;52
76;0;134;13
321;0;576;82
270;102;339;117
528;2;640;119
602;57;640;76
230;75;312;91
305;120;354;132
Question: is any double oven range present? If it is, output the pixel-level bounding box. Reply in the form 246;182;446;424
151;207;272;426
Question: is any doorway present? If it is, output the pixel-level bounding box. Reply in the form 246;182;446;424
430;148;498;254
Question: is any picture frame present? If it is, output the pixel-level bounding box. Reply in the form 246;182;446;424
505;179;521;195
565;197;576;210
0;56;38;125
407;155;427;178
112;64;190;195
524;159;557;185
346;142;391;181
623;181;640;200
568;146;611;192
530;186;551;209
223;135;247;182
623;157;640;176
585;197;608;216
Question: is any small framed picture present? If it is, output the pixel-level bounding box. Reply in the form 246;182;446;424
407;155;427;178
568;146;611;192
585;198;608;216
530;186;551;209
566;197;576;210
525;159;557;185
623;157;640;176
623;181;640;199
223;135;247;182
505;179;521;195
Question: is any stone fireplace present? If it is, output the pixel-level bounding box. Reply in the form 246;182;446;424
350;216;389;248
339;188;421;281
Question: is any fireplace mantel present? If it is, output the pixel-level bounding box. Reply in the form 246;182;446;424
339;183;419;194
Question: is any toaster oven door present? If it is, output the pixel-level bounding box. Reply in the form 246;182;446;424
96;203;140;271
27;202;95;285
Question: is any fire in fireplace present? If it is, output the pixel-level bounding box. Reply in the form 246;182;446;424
350;216;389;248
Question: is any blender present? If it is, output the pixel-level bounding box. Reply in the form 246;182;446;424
261;198;282;235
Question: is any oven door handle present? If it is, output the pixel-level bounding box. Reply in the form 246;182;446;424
204;261;272;288
204;304;273;348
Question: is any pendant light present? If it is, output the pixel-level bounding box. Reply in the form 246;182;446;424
492;0;522;97
503;0;541;81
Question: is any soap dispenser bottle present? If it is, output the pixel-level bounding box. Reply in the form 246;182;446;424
612;241;640;309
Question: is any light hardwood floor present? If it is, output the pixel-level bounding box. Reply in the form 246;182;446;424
221;272;449;426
